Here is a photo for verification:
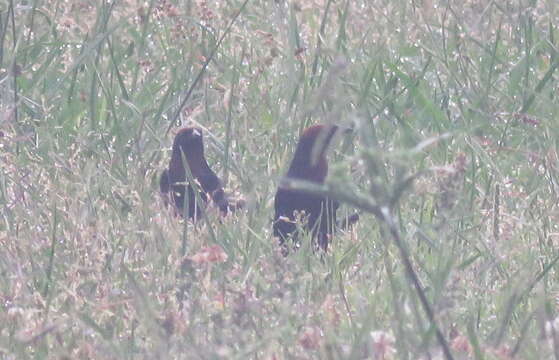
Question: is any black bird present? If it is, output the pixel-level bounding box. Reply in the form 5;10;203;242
160;127;241;220
273;124;358;253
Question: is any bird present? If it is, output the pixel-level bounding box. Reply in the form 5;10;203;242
273;124;358;253
160;127;241;220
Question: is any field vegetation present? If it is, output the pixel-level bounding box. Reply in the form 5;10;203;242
1;0;559;358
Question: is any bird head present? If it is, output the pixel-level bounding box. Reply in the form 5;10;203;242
169;126;208;179
172;127;204;158
287;124;349;183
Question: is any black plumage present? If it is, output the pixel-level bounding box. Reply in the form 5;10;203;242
160;127;238;220
274;124;356;252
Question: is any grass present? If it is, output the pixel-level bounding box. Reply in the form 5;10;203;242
1;0;559;358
